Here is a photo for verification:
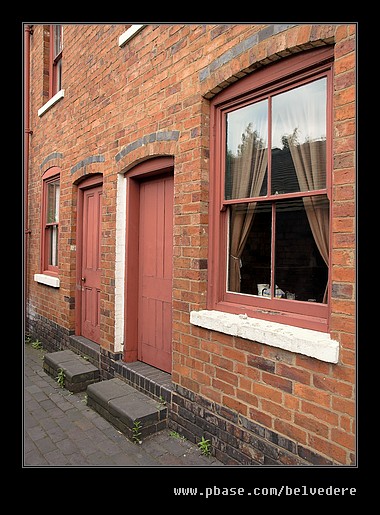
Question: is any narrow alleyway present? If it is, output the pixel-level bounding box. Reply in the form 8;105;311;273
23;342;224;467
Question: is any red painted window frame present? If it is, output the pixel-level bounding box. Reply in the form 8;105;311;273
40;167;60;276
49;24;63;97
207;47;334;333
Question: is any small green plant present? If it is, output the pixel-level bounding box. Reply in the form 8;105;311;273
31;339;43;350
56;368;65;388
198;436;211;457
132;420;143;444
169;430;185;440
156;395;166;410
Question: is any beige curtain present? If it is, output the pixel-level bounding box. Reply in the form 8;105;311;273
228;134;268;292
288;138;329;302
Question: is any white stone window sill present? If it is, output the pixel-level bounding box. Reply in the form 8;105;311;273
118;25;145;47
38;89;65;117
34;273;60;288
190;310;339;363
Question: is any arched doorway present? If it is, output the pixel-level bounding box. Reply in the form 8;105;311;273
124;157;174;373
75;174;103;344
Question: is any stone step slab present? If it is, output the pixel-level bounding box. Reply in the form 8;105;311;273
87;378;168;441
43;349;100;393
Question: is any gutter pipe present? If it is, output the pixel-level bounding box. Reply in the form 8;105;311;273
24;24;33;330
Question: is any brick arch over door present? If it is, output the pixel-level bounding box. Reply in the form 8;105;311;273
123;156;174;373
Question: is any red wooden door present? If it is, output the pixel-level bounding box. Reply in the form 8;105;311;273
80;184;102;343
138;175;173;373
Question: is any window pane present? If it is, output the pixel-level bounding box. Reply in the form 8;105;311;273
47;180;60;223
271;78;327;194
228;202;271;294
55;60;62;91
275;196;329;303
225;100;268;200
48;225;58;267
227;196;329;302
54;25;63;57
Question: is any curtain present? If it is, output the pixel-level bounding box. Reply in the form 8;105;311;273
273;78;329;302
288;139;329;302
228;133;268;292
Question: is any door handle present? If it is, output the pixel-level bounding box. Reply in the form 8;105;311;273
81;277;86;282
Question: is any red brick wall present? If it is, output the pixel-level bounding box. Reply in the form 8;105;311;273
26;23;356;465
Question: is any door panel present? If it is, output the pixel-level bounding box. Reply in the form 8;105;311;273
81;185;102;343
138;175;173;372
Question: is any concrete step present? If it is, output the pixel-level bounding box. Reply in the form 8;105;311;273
86;378;168;441
43;349;100;393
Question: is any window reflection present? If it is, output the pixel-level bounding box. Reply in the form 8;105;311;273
274;196;328;303
226;99;268;200
271;79;327;194
225;78;327;199
228;202;271;294
228;196;329;303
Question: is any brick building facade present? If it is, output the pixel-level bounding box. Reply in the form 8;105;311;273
24;23;356;465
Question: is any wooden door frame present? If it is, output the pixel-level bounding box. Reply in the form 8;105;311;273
75;174;103;338
123;156;174;363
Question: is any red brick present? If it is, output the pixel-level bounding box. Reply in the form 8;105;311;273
249;406;273;427
308;434;348;464
274;419;308;445
222;395;248;416
261;398;292;421
301;401;339;425
294;412;330;438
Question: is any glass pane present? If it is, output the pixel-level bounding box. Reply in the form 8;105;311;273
54;25;63;56
275;196;329;303
48;226;58;267
47;181;60;223
271;78;327;194
225;99;268;200
55;60;62;91
228;202;271;294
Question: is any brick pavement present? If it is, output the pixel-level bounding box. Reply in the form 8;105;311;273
23;342;224;468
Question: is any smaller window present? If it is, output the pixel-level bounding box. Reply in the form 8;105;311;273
41;170;60;275
50;25;63;97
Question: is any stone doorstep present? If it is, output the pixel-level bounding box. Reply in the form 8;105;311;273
43;349;100;393
87;378;168;440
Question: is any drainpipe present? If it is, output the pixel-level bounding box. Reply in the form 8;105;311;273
24;24;33;330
